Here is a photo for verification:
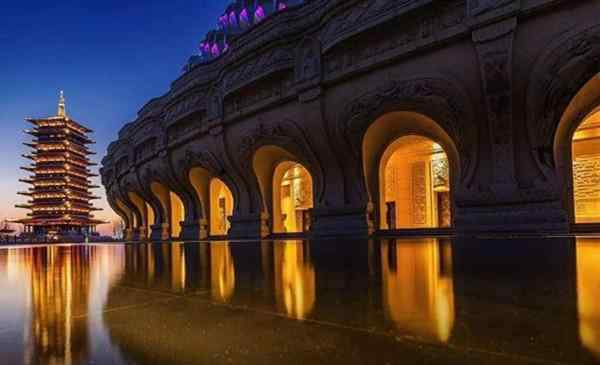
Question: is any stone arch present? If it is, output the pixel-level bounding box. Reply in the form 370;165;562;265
337;76;475;208
252;145;316;234
127;191;155;240
527;23;600;178
554;77;600;226
526;24;600;226
237;121;325;214
362;112;459;231
209;178;235;236
150;181;186;239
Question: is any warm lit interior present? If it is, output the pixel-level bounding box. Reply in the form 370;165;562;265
116;198;136;229
209;178;234;236
273;240;315;319
210;242;235;302
169;192;185;238
151;182;185;239
380;238;454;342
273;163;314;233
380;136;451;230
576;237;600;359
146;202;155;233
572;111;600;224
170;243;186;292
128;192;150;239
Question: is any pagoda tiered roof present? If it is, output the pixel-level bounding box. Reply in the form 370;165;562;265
15;91;105;236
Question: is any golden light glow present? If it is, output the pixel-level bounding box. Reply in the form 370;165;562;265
210;242;235;302
380;136;450;229
273;240;315;319
572;112;600;223
381;238;455;342
576;238;600;359
170;192;185;238
273;163;313;233
209;178;233;236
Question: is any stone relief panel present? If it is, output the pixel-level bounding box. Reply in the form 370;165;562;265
295;37;322;88
432;157;449;190
473;17;517;187
167;112;205;144
224;71;294;117
339;76;474;182
411;161;427;226
323;1;466;79
164;91;206;125
223;47;294;93
527;24;600;170
320;0;423;51
134;137;157;163
573;155;600;217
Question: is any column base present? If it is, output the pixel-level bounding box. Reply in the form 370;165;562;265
310;207;372;238
180;219;209;241
228;213;269;240
150;223;171;241
454;202;569;234
123;228;134;242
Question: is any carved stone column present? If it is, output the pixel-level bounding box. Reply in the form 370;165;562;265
228;212;269;240
150;223;170;242
473;17;518;197
180;219;209;241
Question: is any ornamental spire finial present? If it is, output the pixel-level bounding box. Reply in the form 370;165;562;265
57;90;66;118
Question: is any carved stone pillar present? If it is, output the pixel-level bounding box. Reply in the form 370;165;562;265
228;212;269;240
473;17;518;197
150;223;170;241
310;206;372;238
123;228;134;242
135;226;148;241
180;219;209;241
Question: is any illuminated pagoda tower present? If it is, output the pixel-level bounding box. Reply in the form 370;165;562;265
16;92;103;241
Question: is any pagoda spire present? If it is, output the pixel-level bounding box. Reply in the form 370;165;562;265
57;90;66;118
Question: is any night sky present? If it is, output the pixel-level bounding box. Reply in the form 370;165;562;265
0;0;226;235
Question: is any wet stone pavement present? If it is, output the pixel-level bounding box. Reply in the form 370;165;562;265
0;237;599;364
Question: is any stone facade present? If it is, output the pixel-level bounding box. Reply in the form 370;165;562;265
100;0;600;240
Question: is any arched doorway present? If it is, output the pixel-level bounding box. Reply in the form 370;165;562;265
380;136;450;230
361;111;458;232
209;178;234;236
150;182;186;239
273;163;313;234
252;145;316;235
572;110;600;224
127;192;155;239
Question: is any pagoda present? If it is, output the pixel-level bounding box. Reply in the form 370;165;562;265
15;92;104;241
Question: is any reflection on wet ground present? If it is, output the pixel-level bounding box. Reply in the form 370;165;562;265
1;237;600;364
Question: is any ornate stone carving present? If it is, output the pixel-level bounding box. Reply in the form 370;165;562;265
178;149;223;175
164;91;205;124
134;137;157;162
320;0;416;50
324;1;466;78
224;47;293;92
295;38;322;87
431;157;449;190
528;24;600;170
473;17;517;188
339;77;472;179
167;114;204;143
237;123;289;168
411;161;427;225
224;72;294;116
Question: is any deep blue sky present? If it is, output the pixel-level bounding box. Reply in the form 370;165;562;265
0;0;225;234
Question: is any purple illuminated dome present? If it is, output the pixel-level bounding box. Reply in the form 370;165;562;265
239;8;250;27
211;43;220;57
255;5;266;22
278;2;288;10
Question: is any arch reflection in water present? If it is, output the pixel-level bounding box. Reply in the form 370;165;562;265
210;242;235;302
380;238;454;342
576;237;600;359
273;240;315;319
